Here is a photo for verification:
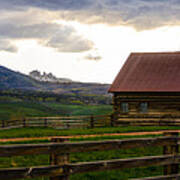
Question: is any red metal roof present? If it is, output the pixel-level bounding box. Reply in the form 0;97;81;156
109;52;180;92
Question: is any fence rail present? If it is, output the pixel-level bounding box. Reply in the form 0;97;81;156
0;136;178;156
0;114;111;129
0;132;180;179
2;114;180;130
117;119;180;126
115;114;180;127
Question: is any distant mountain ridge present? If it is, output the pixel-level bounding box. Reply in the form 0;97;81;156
0;65;110;95
0;65;37;90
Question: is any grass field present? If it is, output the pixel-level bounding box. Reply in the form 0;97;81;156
43;102;113;116
0;101;112;120
0;135;164;180
0;126;180;139
0;100;178;179
0;126;177;180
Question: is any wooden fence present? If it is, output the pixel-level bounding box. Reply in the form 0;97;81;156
115;114;180;126
0;132;180;179
0;115;111;129
1;114;180;130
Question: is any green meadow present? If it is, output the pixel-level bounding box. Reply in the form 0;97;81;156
0;101;112;120
0;99;178;180
0;135;164;180
1;126;180;139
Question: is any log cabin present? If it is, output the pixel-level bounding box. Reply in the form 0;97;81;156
108;52;180;124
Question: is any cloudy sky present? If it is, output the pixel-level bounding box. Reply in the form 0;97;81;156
1;0;180;83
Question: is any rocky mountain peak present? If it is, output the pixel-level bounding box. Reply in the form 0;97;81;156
29;70;72;83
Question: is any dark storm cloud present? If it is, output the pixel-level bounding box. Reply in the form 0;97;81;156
0;1;96;53
0;23;93;53
0;0;94;11
1;0;180;52
1;0;180;30
46;33;94;52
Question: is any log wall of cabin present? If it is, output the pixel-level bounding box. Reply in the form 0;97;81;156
112;92;180;121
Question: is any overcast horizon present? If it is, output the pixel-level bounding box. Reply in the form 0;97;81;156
1;0;180;83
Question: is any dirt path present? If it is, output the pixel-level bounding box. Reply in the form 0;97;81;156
1;129;180;142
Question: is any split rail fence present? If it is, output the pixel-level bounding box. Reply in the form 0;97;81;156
115;114;180;127
0;115;111;129
1;114;180;129
0;132;180;179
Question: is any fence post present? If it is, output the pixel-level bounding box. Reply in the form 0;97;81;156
163;132;179;176
110;114;114;127
44;118;47;127
23;118;26;127
1;120;5;128
66;123;70;129
50;138;69;180
90;115;94;128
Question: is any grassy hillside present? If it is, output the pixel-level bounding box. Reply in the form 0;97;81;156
43;103;112;116
0;65;112;121
0;102;57;120
0;66;39;90
0;101;112;120
0;89;112;105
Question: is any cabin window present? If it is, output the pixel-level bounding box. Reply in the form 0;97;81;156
140;102;148;113
121;102;129;113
